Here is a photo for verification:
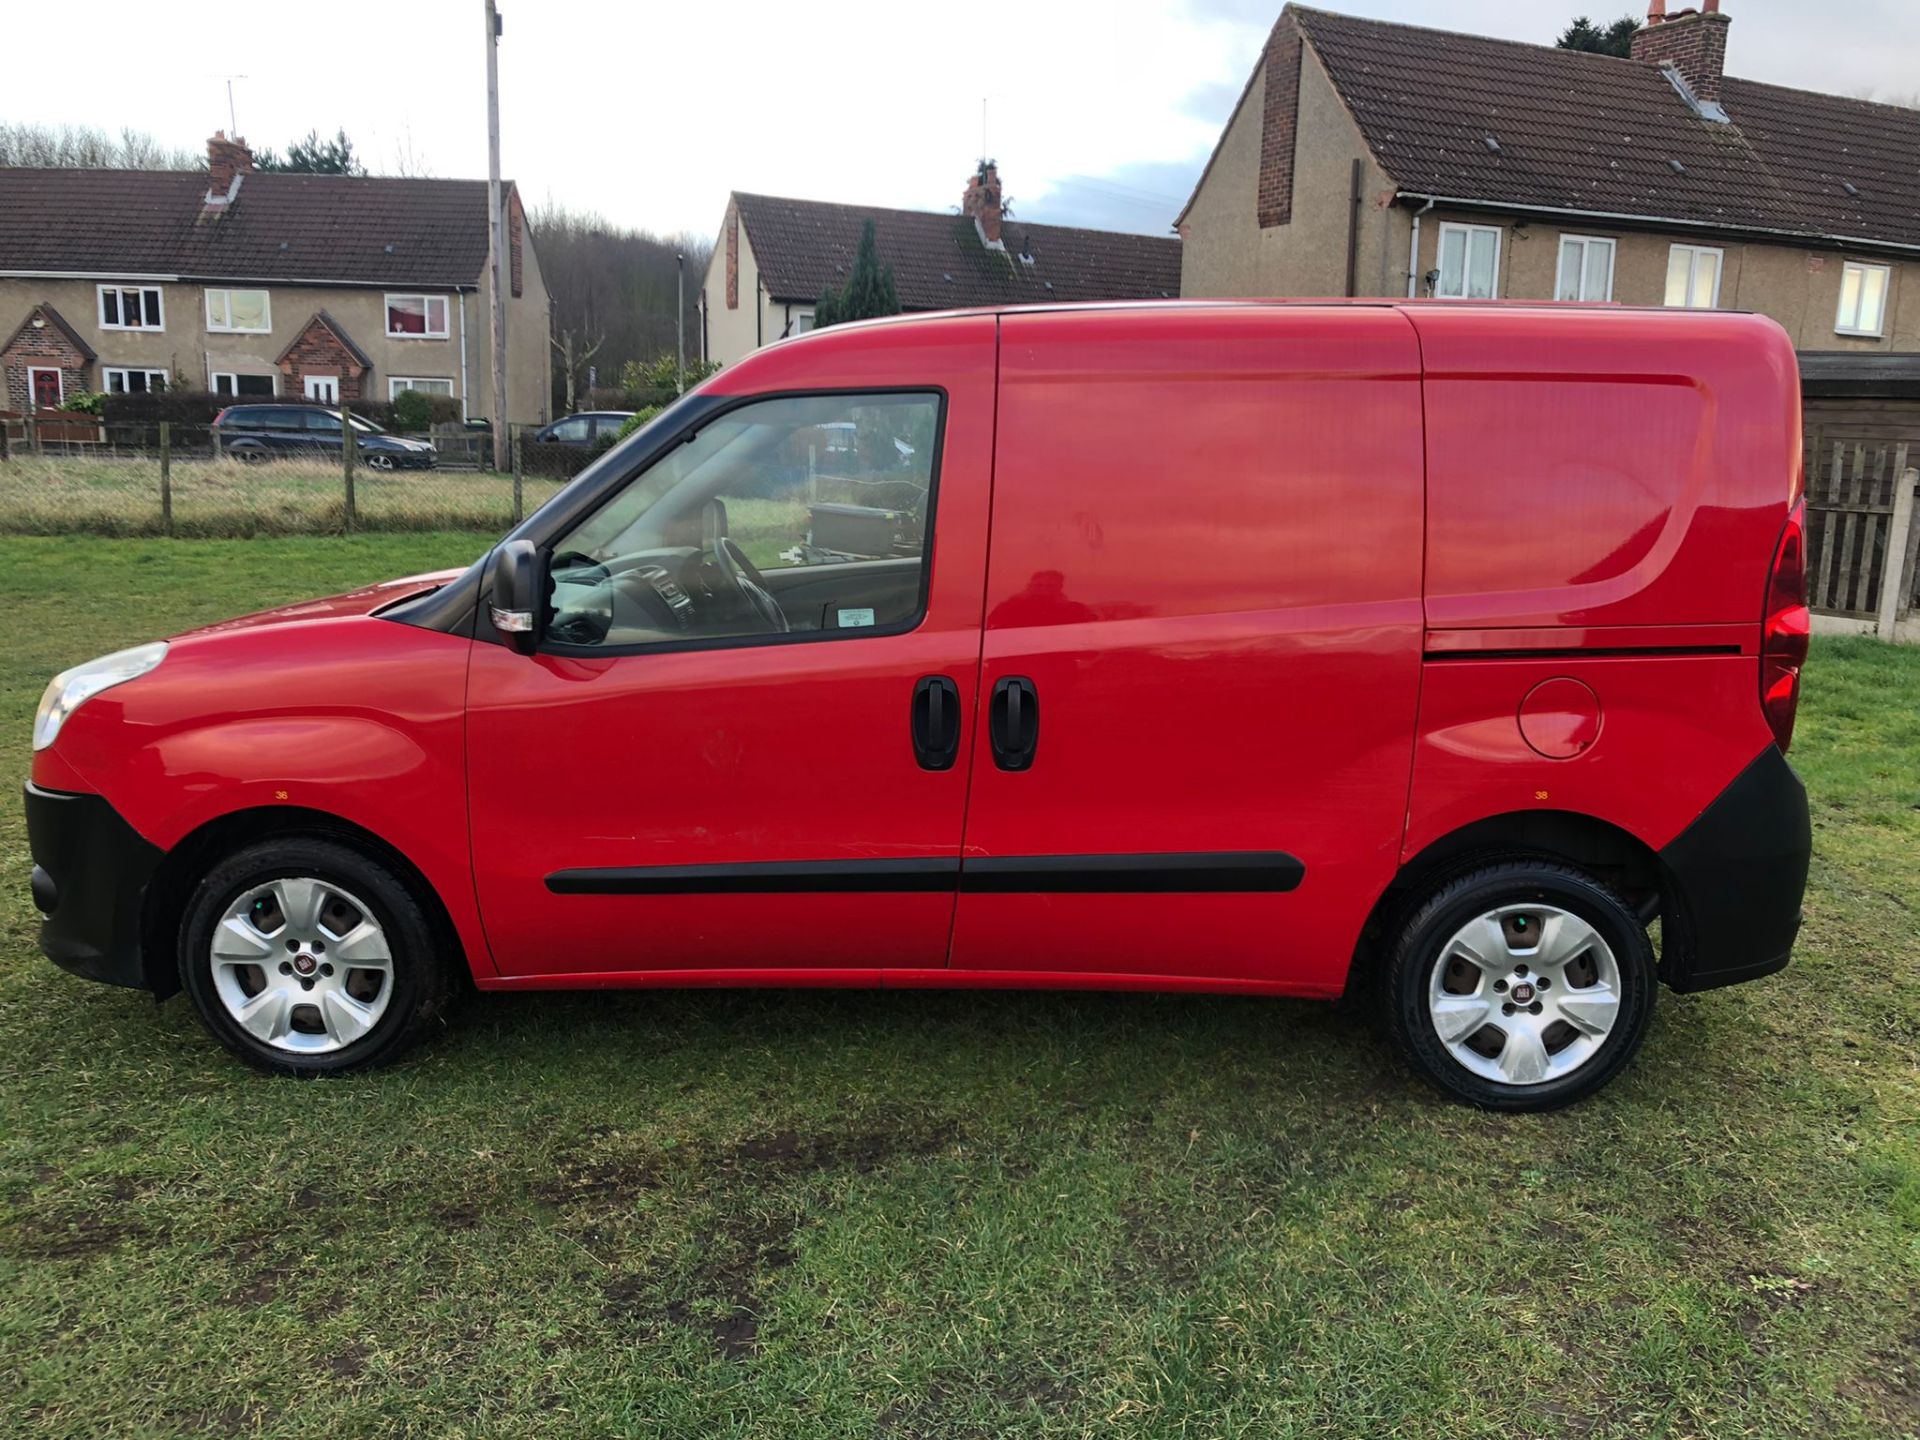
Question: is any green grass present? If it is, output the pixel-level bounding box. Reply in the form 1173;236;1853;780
1;536;1918;1438
0;455;565;537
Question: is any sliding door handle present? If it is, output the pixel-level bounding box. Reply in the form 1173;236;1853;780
910;675;962;771
989;676;1039;771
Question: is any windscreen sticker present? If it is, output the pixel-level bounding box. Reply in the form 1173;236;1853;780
837;608;877;628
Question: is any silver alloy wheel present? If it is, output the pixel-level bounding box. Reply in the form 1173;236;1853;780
366;453;396;471
208;877;394;1055
1426;903;1622;1087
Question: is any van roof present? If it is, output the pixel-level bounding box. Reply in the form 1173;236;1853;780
768;297;1767;340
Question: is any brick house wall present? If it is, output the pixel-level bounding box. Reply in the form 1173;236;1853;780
277;314;369;401
1;308;92;409
1256;13;1304;229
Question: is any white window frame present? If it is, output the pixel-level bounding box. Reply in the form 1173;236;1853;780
1556;234;1617;302
1835;260;1893;338
26;365;64;406
204;287;273;334
1665;244;1725;309
97;283;165;332
212;371;277;398
102;366;169;394
388;376;455;399
1434;222;1503;300
384;293;450;339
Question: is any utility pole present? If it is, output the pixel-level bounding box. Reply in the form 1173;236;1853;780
676;252;686;395
485;0;509;474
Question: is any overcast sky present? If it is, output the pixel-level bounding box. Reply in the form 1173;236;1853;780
5;0;1916;240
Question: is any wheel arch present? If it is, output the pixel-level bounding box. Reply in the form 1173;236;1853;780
1348;808;1663;998
140;804;469;998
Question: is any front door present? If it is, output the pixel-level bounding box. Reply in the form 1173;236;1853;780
465;323;996;980
947;307;1428;994
304;374;339;403
29;367;61;408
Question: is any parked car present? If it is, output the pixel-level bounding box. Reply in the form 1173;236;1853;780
531;411;634;447
27;302;1811;1109
212;405;436;471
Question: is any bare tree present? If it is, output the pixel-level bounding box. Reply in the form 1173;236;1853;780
0;122;200;169
531;200;712;410
550;325;605;415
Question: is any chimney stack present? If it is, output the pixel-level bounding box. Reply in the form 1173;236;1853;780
205;131;254;209
963;161;1005;249
1631;0;1731;104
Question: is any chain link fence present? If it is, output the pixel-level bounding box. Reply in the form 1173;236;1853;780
0;411;592;537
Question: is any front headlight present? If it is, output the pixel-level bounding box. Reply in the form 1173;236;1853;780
33;642;168;752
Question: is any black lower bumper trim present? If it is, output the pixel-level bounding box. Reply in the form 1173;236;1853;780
1658;747;1810;994
25;783;165;993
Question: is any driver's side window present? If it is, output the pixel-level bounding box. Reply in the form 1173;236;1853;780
544;391;940;650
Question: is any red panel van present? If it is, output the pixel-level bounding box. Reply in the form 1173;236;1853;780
26;303;1811;1109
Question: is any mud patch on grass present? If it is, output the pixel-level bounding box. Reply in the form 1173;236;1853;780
603;1213;800;1360
9;1209;157;1260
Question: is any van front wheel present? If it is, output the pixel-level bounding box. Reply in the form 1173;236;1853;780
1384;860;1656;1110
178;837;452;1076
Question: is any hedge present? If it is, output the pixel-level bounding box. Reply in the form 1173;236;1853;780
102;391;466;431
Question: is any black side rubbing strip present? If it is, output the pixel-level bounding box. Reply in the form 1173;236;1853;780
546;852;1306;896
547;858;958;895
1425;644;1743;663
961;852;1304;893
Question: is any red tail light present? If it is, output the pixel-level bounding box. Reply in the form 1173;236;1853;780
212;407;231;427
1761;498;1809;752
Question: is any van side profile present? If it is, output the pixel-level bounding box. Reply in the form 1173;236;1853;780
27;302;1811;1108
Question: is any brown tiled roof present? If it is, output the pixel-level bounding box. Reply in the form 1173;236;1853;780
1291;5;1920;251
0;169;512;287
3;303;95;361
733;192;1182;308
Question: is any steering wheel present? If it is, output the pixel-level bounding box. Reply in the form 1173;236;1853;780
704;499;788;633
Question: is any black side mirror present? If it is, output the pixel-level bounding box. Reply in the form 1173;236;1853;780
489;539;546;655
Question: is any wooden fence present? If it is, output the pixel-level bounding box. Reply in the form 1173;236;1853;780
1804;400;1920;643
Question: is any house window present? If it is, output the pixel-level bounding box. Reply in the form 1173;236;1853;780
1556;235;1616;302
1664;245;1723;309
99;284;164;331
205;288;272;333
103;367;168;394
1836;261;1892;338
213;372;276;398
385;294;450;338
389;377;454;399
1435;223;1502;299
794;312;816;334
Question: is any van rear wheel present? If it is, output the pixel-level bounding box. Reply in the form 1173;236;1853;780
1384;860;1656;1110
178;837;452;1076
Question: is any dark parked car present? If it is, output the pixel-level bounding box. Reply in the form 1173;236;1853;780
213;405;436;471
531;411;633;447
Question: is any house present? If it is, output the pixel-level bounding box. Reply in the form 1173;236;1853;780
1177;2;1920;384
699;164;1183;366
0;132;550;423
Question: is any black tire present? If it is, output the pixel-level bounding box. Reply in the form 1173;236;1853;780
178;837;453;1076
1384;859;1656;1111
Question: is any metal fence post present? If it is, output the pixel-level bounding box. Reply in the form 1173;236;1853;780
1878;468;1917;642
512;428;524;524
159;421;174;537
341;401;357;532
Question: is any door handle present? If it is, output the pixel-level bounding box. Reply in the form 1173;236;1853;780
910;675;962;771
989;676;1039;771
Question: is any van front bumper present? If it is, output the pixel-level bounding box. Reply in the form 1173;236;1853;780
1657;746;1811;993
25;783;165;994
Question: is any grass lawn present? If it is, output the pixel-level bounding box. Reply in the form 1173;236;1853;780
0;455;567;537
1;534;1917;1438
